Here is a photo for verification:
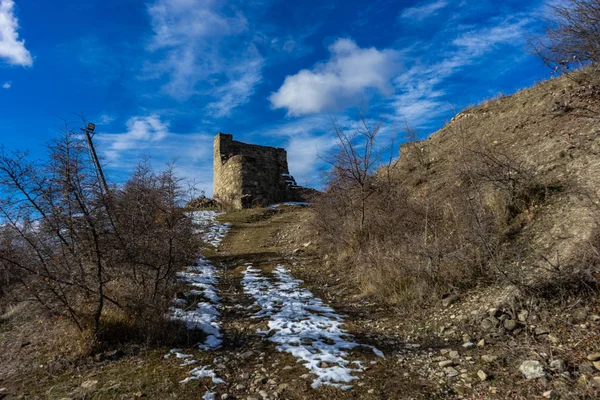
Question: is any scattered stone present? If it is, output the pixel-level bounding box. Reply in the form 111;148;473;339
439;360;455;368
573;309;588;322
590;314;600;322
449;351;459;359
488;308;500;317
81;380;99;390
503;319;518;331
577;375;588;387
477;370;488;381
591;376;600;388
481;355;498;363
586;353;600;361
520;360;545;379
221;395;230;400
578;364;596;375
543;390;559;399
518;310;529;322
292;248;303;255
481;317;499;332
236;384;246;390
258;390;269;399
368;389;375;394
593;361;600;371
546;334;560;344
535;326;551;336
275;383;288;393
241;351;254;360
549;359;566;373
477;339;485;348
462;334;472;343
442;295;460;307
445;367;460;377
462;342;476;349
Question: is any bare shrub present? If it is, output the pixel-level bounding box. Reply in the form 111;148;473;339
531;0;600;76
313;117;562;304
0;124;199;342
112;160;199;330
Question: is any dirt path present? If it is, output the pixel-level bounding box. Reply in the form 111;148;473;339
176;207;442;400
0;207;449;400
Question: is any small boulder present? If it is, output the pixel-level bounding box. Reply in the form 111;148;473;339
549;359;566;373
543;390;559;399
518;310;529;322
519;360;545;379
81;380;99;390
481;317;499;332
442;294;460;307
535;326;551;336
481;355;498;363
586;352;600;361
477;370;488;381
439;360;455;368
503;319;518;331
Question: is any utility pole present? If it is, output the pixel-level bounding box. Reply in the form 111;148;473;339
81;123;110;195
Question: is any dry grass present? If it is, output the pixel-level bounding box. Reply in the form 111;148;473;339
312;69;600;307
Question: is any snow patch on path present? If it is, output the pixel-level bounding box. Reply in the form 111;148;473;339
242;265;383;390
180;365;225;384
166;210;229;385
170;257;223;350
188;211;230;247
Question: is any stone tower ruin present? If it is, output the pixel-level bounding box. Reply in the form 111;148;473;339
213;133;301;209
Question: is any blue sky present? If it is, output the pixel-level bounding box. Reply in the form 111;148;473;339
0;0;551;194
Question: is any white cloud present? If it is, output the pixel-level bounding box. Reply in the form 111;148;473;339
398;0;448;21
98;114;115;125
205;45;264;117
270;38;401;116
390;17;532;126
2;81;10;89
98;114;215;194
0;0;32;66
145;0;263;114
106;115;170;156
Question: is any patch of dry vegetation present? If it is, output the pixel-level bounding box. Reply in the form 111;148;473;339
312;69;600;307
0;124;200;350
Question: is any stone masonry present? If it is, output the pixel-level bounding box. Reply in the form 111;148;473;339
213;133;300;209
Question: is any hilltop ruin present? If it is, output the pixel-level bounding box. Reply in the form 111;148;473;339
213;133;312;209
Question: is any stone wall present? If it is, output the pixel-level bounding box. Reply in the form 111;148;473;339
213;133;292;209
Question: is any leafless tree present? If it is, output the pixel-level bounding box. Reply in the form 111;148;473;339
325;114;384;236
0;123;199;339
531;0;600;75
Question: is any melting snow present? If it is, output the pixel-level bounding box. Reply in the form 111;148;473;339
242;265;383;389
167;211;229;385
170;257;223;350
180;365;225;384
188;210;231;247
266;202;310;209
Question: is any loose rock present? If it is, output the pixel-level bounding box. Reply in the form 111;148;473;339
519;360;545;379
481;355;498;363
586;353;600;361
503;319;517;331
477;370;488;381
549;359;566;372
81;380;99;390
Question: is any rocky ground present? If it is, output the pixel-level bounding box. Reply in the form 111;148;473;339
1;205;599;399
